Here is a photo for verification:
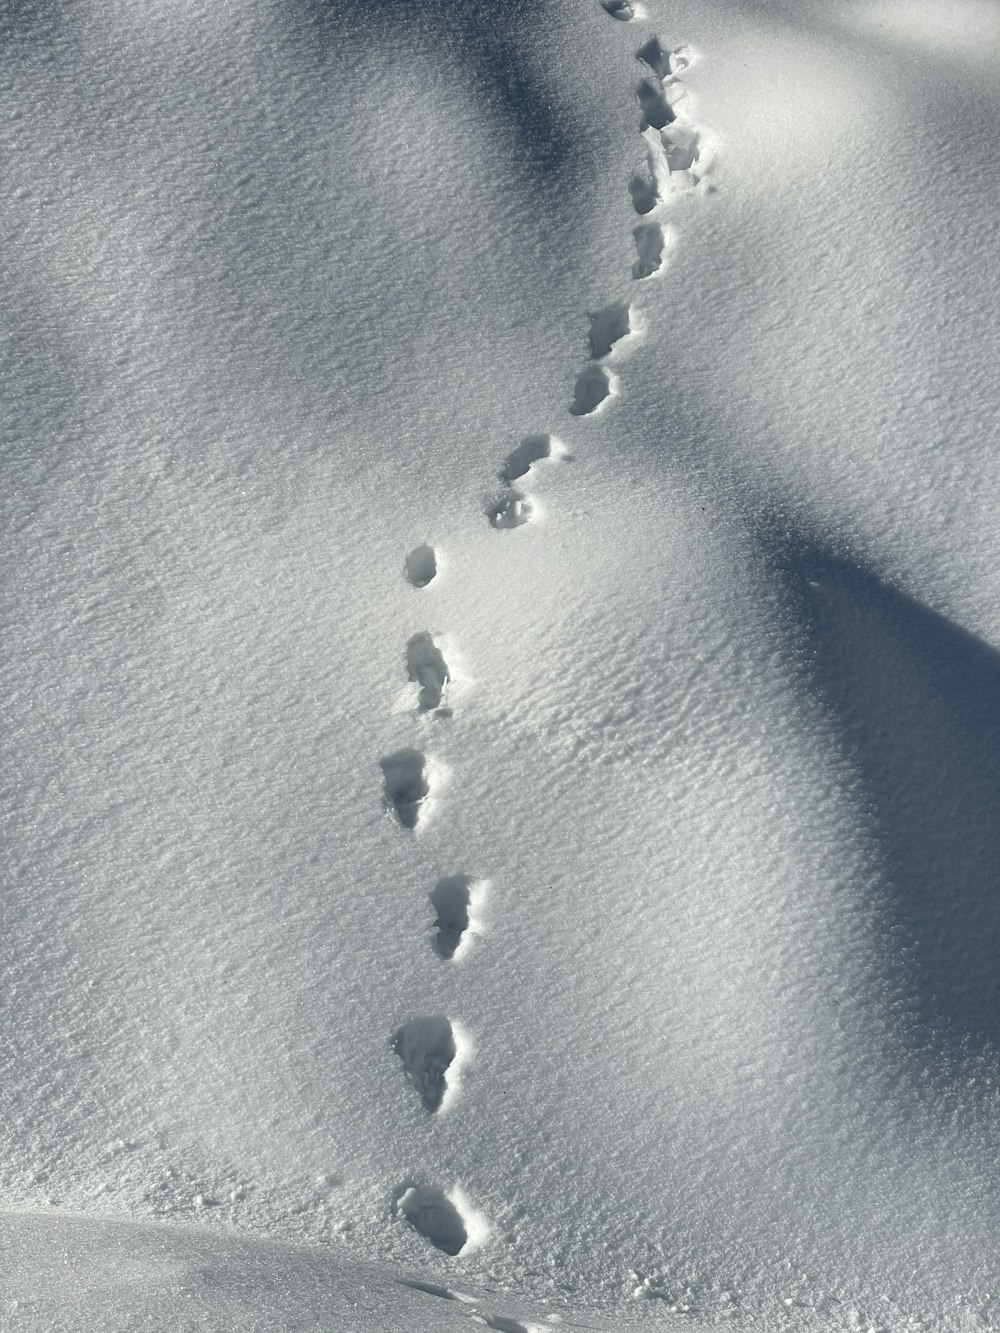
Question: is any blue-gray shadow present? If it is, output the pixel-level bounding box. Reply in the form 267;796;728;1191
775;536;1000;1061
276;0;576;178
1;0;62;42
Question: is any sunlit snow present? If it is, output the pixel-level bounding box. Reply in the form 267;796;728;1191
3;0;1000;1329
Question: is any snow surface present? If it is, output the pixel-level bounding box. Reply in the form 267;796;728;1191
3;0;1000;1328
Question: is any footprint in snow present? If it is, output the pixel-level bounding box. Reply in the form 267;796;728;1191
486;489;532;529
570;363;614;416
635;76;675;131
660;123;700;173
394;1184;470;1256
500;433;559;483
632;220;665;279
588;302;632;359
599;0;635;18
430;874;482;960
404;544;438;588
636;35;673;79
406;632;450;712
380;748;430;830
628;151;662;216
392;1016;459;1113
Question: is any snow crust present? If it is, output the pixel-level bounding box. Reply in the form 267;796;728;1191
3;0;1000;1327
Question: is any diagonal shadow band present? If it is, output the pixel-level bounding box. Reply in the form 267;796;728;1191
275;0;576;179
770;531;1000;1061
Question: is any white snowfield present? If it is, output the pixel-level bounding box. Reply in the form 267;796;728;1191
3;0;1000;1328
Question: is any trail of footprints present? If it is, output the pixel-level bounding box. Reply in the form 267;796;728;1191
376;0;716;1297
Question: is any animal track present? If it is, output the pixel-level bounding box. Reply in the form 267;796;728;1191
394;1184;469;1256
378;19;711;1277
406;633;449;712
632;221;665;279
486;489;532;529
500;434;555;483
660;123;700;173
588;302;632;359
430;874;481;960
393;1016;459;1112
404;544;437;588
380;749;430;830
636;35;672;78
635;76;675;130
570;363;614;416
599;0;635;18
628;155;662;215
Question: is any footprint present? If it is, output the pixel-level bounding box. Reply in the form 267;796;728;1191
404;544;437;588
636;35;672;79
588;302;631;359
569;363;614;417
599;0;635;18
660;123;700;173
486;489;532;529
628;158;661;216
392;1016;459;1113
406;632;449;712
380;749;430;830
394;1185;469;1256
671;42;693;71
430;874;481;960
632;221;665;279
635;76;675;130
500;433;555;483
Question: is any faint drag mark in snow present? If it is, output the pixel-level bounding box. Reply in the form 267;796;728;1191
486;488;533;529
632;221;667;279
397;1278;477;1303
475;1315;549;1333
430;874;485;960
392;1183;488;1256
392;1016;464;1113
588;302;633;359
380;748;431;830
406;632;450;712
500;433;564;483
569;363;615;416
404;544;438;588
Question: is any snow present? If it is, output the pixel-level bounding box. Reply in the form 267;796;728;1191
0;1212;580;1332
3;0;1000;1328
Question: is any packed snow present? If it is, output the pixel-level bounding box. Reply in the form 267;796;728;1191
3;0;1000;1328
